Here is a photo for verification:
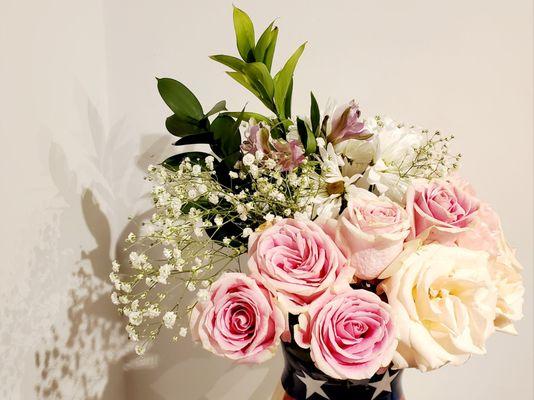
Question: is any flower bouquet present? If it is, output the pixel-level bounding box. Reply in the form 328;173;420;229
110;7;525;400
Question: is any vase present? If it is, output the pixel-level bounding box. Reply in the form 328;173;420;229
276;341;405;400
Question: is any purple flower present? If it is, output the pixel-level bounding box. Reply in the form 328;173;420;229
328;100;371;144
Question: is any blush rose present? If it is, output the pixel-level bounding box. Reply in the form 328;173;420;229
190;273;286;363
248;218;352;313
294;286;397;380
406;178;480;243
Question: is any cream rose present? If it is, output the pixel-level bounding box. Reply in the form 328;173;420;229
457;204;524;334
379;242;497;371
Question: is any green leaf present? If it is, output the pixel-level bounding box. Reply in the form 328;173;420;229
162;151;213;171
273;42;306;118
165;114;208;137
244;62;274;98
210;115;241;158
204;100;227;118
174;132;214;146
157;78;203;120
209;55;246;72
226;71;261;98
222;111;271;123
310;92;320;133
233;6;255;62
297;117;317;155
254;22;275;63
263;27;278;72
284;78;293;119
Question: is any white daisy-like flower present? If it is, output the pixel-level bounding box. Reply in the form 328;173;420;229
313;143;362;218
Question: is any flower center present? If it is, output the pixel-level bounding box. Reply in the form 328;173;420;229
326;180;345;195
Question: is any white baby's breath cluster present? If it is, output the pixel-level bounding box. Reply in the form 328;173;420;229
110;153;321;351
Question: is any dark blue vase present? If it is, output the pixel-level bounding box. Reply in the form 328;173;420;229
280;342;405;400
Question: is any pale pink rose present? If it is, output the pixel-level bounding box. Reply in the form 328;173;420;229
294;286;397;380
248;218;352;313
323;188;410;280
456;203;503;255
406;179;480;243
190;273;286;363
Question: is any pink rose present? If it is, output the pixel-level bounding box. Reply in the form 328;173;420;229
406;179;480;243
190;273;286;363
248;218;352;313
294;286;397;380
323;188;410;280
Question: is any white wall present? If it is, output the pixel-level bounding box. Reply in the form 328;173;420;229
1;0;532;399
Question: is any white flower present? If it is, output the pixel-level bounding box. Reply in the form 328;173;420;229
229;171;239;179
379;242;497;371
192;164;202;176
208;193;219;204
144;304;161;318
242;153;256;166
361;117;426;203
486;238;525;334
179;327;188;337
214;215;224;226
264;213;275;222
158;264;173;284
128;311;144;327
126;325;139;341
111;292;120;305
205;156;215;170
163;311;177;329
242;228;253;238
313;144;361;218
112;260;120;272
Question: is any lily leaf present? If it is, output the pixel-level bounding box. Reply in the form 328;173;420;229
222;111;271;123
162;151;213;171
209;55;246;72
204;100;227;118
157;78;203;121
297;117;317;155
263;27;279;72
226;71;261;98
310;92;320;133
233;6;255;62
273;42;306;118
244;62;274;98
254;21;275;63
174;132;214;146
165;114;208;137
210;115;241;158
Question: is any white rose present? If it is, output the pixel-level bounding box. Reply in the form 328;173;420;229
490;245;524;334
379;242;497;371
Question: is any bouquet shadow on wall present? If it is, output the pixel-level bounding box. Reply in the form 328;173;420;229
32;97;280;400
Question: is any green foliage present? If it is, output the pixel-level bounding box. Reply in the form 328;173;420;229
273;43;306;119
296;117;317;155
159;6;315;172
233;6;255;62
310;92;320;134
157;78;204;120
210;7;306;128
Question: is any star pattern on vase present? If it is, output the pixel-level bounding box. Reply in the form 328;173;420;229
297;371;329;399
369;370;399;400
